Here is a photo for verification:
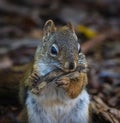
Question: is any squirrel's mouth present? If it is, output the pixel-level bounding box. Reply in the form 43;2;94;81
58;65;76;73
59;61;77;72
58;64;88;73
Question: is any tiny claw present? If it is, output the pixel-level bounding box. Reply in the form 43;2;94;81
55;77;70;89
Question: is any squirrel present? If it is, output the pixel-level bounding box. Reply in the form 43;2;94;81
18;20;91;123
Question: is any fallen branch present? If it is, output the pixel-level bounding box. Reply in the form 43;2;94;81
91;96;120;123
82;30;120;53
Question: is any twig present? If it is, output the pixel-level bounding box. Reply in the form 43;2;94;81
82;30;120;53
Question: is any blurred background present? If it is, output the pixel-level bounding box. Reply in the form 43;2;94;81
0;0;120;123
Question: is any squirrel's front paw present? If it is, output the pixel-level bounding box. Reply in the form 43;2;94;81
55;76;70;89
31;81;47;95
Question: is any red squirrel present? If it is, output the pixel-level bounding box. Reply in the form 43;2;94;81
19;20;90;123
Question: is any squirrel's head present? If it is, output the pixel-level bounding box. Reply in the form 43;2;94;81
36;20;82;72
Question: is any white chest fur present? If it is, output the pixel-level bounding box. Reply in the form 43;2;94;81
26;88;90;123
28;60;90;123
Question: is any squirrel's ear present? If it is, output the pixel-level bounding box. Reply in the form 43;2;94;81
67;22;75;33
43;20;56;37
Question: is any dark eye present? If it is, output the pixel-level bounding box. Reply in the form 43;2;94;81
78;43;81;53
50;44;59;56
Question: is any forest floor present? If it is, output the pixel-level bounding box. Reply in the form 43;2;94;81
0;0;120;123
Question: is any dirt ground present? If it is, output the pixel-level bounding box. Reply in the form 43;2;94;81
0;0;120;123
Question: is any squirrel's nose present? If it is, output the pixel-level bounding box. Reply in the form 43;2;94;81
69;62;75;70
64;62;76;71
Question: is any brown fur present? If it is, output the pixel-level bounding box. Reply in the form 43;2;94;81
66;72;88;98
56;72;88;99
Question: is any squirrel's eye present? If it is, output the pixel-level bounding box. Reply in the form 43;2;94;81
78;43;81;54
50;44;59;56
